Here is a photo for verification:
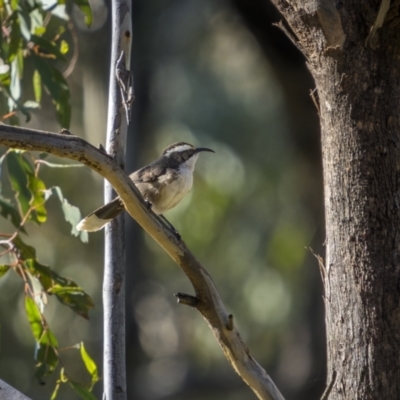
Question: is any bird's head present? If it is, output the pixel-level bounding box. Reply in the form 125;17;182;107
162;142;214;170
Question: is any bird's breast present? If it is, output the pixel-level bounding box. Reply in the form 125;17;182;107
154;166;193;213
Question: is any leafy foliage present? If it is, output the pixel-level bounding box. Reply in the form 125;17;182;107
0;0;92;127
0;150;97;398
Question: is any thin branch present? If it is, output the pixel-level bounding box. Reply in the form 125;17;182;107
103;0;132;397
0;125;285;400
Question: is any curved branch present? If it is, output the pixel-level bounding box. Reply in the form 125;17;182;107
0;124;285;400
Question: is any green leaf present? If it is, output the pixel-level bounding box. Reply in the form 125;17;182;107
0;265;10;278
8;17;21;62
33;56;71;128
24;259;94;319
27;173;47;223
60;40;69;55
33;69;42;103
49;286;94;320
52;187;88;243
26;269;47;312
13;235;36;259
6;151;32;216
34;26;46;36
25;296;59;382
6;151;46;224
55;91;71;129
0;196;25;231
30;35;67;61
17;10;31;41
79;343;99;387
70;0;93;27
50;381;61;400
24;258;76;290
10;57;21;102
68;381;97;400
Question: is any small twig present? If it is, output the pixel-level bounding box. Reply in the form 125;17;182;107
175;292;199;308
320;370;337;400
226;314;234;331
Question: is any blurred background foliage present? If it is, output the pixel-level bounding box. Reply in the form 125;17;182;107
0;0;326;399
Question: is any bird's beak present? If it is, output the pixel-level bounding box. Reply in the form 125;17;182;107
195;147;215;154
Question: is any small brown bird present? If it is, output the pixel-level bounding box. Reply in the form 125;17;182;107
76;142;214;232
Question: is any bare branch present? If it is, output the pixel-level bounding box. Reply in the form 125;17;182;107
0;125;285;400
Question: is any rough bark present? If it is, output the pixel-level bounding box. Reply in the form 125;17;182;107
270;0;400;398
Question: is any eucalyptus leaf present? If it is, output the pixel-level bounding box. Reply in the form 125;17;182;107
49;285;94;320
25;296;59;382
0;196;25;231
52;186;88;242
79;343;99;387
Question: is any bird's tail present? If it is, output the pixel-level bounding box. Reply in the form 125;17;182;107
76;197;125;232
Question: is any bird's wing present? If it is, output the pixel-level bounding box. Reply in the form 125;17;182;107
130;161;168;183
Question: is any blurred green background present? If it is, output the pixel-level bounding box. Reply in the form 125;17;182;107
0;0;326;399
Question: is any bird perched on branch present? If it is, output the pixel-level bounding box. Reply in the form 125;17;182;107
76;142;214;232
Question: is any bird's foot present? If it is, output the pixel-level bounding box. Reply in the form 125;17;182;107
145;200;153;210
159;214;181;241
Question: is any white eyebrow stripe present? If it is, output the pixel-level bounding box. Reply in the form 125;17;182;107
164;144;194;156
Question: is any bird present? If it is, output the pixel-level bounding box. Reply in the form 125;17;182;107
76;142;215;232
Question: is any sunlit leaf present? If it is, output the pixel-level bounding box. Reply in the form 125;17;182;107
23;100;40;109
52;186;88;242
17;10;31;41
26;268;47;312
60;40;69;55
79;343;99;387
34;26;46;36
49;286;94;319
50;381;61;400
10;57;21;101
0;265;10;278
27;173;47;223
29;8;44;35
68;381;97;400
33;69;42;103
70;0;93;27
0;58;10;74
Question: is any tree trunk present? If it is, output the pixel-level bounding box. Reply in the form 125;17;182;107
270;1;400;398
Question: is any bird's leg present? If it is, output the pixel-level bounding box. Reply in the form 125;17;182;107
144;201;181;240
159;214;181;241
145;200;153;210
